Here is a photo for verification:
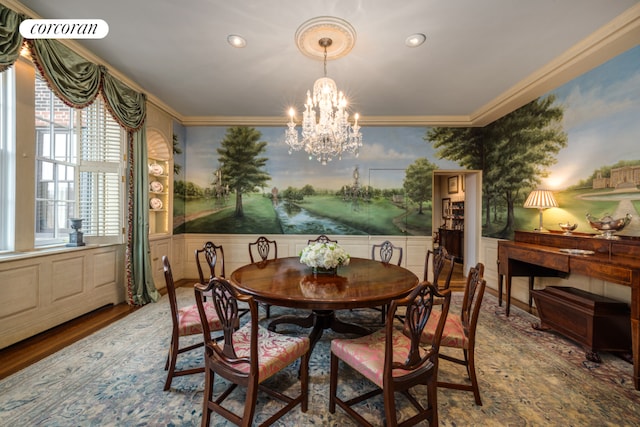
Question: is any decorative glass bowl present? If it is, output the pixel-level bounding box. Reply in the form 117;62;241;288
585;213;632;239
558;222;578;235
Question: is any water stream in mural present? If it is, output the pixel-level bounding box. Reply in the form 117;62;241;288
274;202;366;235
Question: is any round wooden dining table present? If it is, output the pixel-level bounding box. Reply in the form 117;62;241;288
230;257;420;352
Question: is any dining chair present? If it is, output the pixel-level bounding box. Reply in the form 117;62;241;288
307;234;338;244
248;236;278;263
418;262;486;405
248;236;278;318
194;276;310;427
162;256;223;391
195;241;225;284
424;247;456;291
329;283;452;426
371;240;403;323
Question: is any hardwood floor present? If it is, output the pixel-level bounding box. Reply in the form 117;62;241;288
0;275;533;381
0;302;138;380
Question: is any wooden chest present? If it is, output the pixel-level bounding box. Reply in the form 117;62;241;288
531;286;631;359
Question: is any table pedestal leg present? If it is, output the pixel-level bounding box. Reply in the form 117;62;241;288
269;310;372;353
267;312;314;331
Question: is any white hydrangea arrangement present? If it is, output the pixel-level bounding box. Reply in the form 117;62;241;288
299;242;350;270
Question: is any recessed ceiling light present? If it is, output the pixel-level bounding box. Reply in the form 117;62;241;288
405;33;426;47
227;34;247;48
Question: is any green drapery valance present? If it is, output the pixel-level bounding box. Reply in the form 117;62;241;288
0;3;158;305
102;71;146;132
0;5;25;72
28;39;102;108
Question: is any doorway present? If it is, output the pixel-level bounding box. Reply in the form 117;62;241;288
432;170;482;275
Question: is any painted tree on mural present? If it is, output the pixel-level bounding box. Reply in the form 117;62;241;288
216;126;270;217
404;158;438;214
427;95;567;237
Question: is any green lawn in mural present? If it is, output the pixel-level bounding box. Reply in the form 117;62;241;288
174;192;432;236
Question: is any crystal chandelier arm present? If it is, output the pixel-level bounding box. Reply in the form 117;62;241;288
284;35;363;165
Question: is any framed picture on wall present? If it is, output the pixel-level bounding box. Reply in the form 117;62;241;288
442;198;451;217
448;176;458;194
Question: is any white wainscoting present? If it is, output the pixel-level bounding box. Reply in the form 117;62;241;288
168;234;433;284
0;245;126;349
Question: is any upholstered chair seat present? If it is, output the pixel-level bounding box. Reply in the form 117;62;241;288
418;310;468;349
224;322;309;380
176;302;222;336
331;328;429;388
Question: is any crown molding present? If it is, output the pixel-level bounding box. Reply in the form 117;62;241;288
470;3;640;127
180;115;474;127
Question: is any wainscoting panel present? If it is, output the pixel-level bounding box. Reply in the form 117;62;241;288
0;264;39;319
93;250;117;289
0;245;125;349
51;256;85;302
175;234;432;283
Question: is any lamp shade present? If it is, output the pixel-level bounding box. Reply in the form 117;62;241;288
523;190;558;209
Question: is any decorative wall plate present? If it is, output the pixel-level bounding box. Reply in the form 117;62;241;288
149;181;164;193
149;197;163;210
148;163;164;176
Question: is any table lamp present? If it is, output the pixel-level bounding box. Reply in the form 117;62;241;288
523;189;558;233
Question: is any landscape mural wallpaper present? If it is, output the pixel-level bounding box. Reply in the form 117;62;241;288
172;45;640;239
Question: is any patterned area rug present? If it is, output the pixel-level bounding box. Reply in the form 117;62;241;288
1;288;639;426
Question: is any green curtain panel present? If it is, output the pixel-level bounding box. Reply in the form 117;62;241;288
0;2;157;305
0;4;25;72
127;127;160;305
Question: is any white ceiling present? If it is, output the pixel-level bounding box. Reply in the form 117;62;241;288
10;0;640;125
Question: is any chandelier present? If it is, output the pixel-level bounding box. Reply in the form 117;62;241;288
285;37;362;165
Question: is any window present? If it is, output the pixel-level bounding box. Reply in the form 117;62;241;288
34;70;124;247
0;67;16;252
78;98;124;241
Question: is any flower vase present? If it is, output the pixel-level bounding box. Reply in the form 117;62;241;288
312;266;337;276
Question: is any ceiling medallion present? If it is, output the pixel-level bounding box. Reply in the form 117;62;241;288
295;16;356;61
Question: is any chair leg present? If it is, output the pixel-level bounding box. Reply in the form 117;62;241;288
467;348;482;406
201;368;214;427
427;375;438;426
242;381;259;427
164;335;179;391
301;352;310;412
164;336;173;370
329;353;338;413
383;386;398;427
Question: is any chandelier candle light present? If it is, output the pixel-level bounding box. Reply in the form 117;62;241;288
286;31;362;165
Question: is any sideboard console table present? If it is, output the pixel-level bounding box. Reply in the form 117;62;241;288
497;230;640;390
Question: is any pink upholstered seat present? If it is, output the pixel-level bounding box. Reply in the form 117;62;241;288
418;310;467;349
177;302;221;336
331;328;428;388
329;283;451;427
195;276;310;427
